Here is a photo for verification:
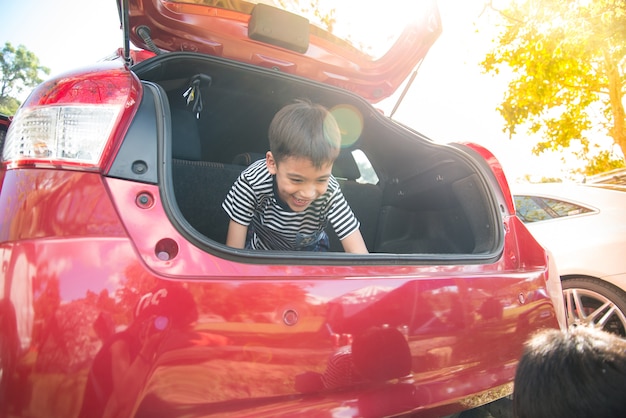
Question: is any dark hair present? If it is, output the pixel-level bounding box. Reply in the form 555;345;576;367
352;326;412;381
513;326;626;418
268;99;341;168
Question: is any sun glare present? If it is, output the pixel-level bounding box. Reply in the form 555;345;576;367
272;0;437;59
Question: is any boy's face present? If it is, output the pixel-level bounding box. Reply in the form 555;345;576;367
266;152;332;212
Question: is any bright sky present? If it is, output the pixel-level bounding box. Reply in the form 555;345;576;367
0;0;573;182
377;0;575;183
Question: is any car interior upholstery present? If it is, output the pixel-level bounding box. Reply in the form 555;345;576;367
133;54;499;255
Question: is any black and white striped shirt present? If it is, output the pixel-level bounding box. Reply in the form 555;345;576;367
222;159;360;250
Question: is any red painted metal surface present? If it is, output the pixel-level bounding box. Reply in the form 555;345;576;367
0;167;563;417
126;0;442;102
460;141;517;216
0;2;565;415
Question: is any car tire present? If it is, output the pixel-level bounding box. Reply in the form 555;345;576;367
562;277;626;337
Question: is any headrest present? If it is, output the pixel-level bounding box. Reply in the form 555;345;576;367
232;152;265;166
332;150;361;180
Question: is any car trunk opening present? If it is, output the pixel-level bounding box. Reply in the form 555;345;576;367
118;52;503;263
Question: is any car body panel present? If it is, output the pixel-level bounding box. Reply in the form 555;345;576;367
0;1;566;416
108;176;514;276
514;183;626;334
0;166;563;417
529;214;625;283
513;183;626;284
125;0;441;102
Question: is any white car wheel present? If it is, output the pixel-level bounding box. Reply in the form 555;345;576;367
562;277;626;337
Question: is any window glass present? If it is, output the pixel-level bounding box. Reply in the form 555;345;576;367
542;198;592;217
514;195;593;223
514;195;550;223
351;149;378;185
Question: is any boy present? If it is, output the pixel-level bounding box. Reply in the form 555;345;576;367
513;326;626;418
222;100;368;253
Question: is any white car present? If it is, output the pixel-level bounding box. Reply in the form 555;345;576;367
514;183;626;336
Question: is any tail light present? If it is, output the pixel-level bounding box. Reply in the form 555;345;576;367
1;62;141;171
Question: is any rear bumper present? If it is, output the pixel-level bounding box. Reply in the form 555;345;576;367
0;169;563;417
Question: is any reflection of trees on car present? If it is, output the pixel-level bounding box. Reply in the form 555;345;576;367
79;284;199;418
228;282;310;322
514;194;593;223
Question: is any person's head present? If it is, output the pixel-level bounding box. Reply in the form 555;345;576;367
513;326;626;418
352;326;412;382
266;100;342;212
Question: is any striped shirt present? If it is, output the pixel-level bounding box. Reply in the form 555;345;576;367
222;159;360;250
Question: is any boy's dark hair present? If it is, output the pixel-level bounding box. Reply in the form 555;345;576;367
268;100;341;168
513;326;626;418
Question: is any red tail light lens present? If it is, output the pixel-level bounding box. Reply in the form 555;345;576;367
2;63;140;171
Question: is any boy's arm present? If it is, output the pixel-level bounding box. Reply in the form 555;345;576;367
340;229;369;254
225;220;248;249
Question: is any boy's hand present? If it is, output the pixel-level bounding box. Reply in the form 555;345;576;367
341;230;369;254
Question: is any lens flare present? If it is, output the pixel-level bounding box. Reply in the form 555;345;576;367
330;104;363;148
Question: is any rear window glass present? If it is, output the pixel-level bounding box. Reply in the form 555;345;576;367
352;149;378;185
514;195;594;223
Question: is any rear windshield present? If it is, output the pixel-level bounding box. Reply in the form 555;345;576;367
170;0;432;59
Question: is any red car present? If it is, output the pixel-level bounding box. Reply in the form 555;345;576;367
0;1;565;417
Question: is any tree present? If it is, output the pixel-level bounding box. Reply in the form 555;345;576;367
481;0;626;175
0;42;50;115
